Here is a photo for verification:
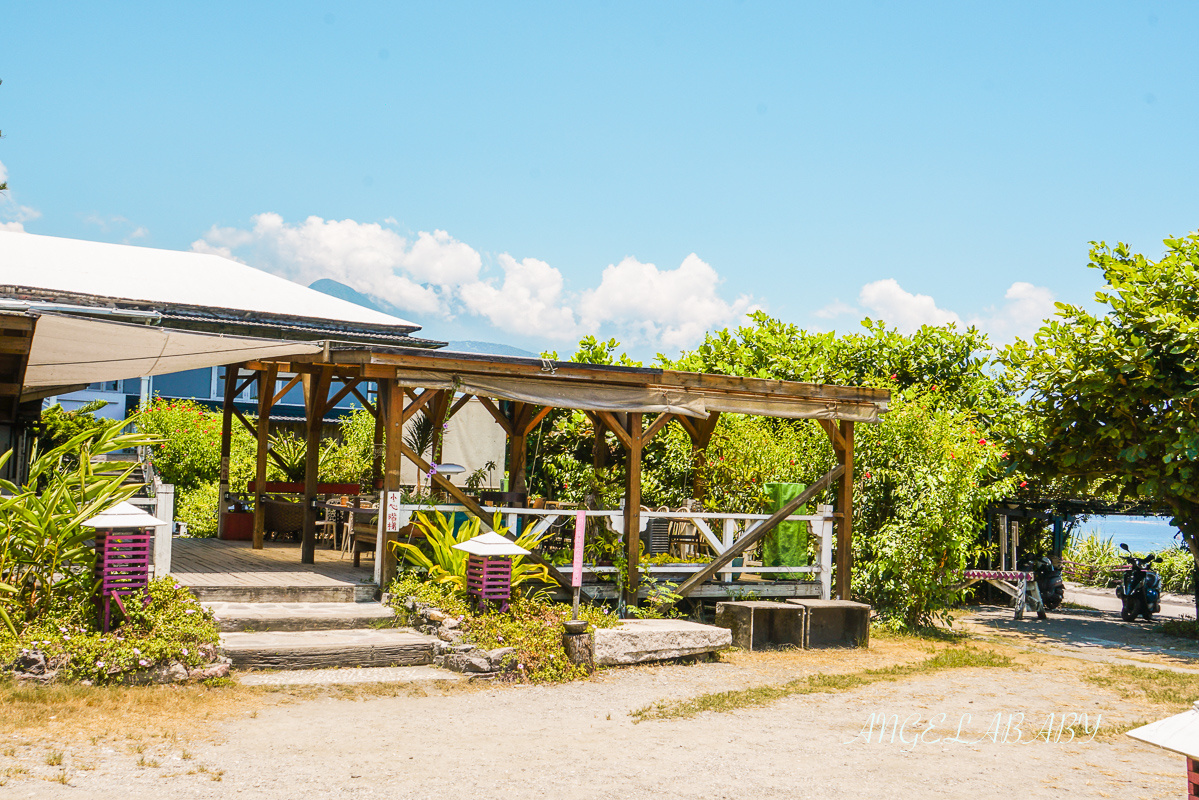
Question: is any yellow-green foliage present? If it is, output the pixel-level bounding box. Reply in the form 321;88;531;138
391;511;551;590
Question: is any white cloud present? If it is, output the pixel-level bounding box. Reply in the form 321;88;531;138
576;254;756;352
460;254;580;339
0;160;41;230
813;299;858;319
967;281;1057;342
858;279;963;333
193;214;758;351
191;214;480;316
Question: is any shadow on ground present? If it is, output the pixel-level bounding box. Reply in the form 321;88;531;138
959;605;1199;663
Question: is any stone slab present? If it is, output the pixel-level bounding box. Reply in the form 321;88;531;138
188;584;376;603
237;665;462;686
592;619;731;666
205;601;395;632
222;628;436;670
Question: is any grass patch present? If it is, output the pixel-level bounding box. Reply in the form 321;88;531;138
1084;664;1199;708
633;645;1012;722
1156;618;1199;641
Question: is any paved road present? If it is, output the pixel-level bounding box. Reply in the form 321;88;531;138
1065;580;1195;619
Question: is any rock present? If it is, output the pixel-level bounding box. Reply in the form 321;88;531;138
592;619;732;666
441;617;460;630
14;649;47;674
14;668;57;684
485;647;517;671
433;655;447;668
432;640;449;656
445;653;492;673
188;661;230;681
448;644;477;654
437;628;463;643
380;592;391;606
121;661;190;686
197;644;218;662
404;597;417;612
425;608;448;623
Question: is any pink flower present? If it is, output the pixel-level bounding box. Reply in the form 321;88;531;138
139;659;149;667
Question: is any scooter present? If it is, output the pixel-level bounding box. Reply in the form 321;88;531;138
1020;555;1065;611
1116;543;1162;622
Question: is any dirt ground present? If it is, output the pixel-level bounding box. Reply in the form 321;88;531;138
1;606;1195;800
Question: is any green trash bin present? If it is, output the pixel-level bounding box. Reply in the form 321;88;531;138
763;482;809;580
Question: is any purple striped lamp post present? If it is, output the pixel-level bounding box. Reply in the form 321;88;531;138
84;501;168;632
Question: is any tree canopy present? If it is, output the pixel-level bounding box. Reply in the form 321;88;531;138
1002;232;1199;555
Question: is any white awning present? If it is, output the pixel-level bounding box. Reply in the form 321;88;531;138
22;313;322;389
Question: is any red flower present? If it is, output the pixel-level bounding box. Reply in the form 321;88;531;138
978;439;986;445
863;471;872;479
1019;481;1028;488
890;374;897;380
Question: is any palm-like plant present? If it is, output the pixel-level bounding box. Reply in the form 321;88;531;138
390;511;550;591
0;422;154;635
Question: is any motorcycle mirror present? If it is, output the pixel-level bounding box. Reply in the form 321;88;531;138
1119;543;1131;552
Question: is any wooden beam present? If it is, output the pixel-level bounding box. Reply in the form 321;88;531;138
587;411;608;470
350;384;377;417
252;365;278;550
448;393;473;419
377;379;404;589
671;464;846;602
231;406;256;439
623;413;643;609
674;414;699;441
836;420;855;600
270;373;303;407
400;388;436;424
371;383;385;490
595;410;636;451
508;402;530;496
686;411;720;502
324;377;361;412
476;395;514;436
429;389;451;467
521;405;553;436
639;412;674;447
217;364;239;540
395;439;581;594
301;366;334;564
817;418;846;452
233;374;257;397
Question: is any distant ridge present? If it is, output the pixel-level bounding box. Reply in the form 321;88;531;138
444;340;538;358
309;278;535;357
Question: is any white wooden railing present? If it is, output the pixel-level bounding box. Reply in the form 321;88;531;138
381;502;834;600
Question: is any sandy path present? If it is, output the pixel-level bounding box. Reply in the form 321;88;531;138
1;639;1185;800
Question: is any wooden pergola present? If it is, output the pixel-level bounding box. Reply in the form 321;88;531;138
216;346;889;605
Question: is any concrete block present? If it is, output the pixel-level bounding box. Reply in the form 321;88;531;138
786;599;871;648
592;619;731;666
714;601;807;651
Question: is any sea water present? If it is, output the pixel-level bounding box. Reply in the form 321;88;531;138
1074;515;1183;554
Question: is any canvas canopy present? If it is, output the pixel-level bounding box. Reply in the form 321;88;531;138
22;313;322;390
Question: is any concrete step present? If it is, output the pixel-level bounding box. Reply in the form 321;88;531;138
205;601;396;632
237;665;462;687
187;582;377;603
221;628;437;671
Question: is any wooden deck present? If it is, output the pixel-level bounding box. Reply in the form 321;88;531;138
172;539;377;602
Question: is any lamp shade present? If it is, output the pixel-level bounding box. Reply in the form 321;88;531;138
452;532;530;556
82;501;168;529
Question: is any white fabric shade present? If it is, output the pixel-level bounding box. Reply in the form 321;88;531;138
23;313;322;389
1127;702;1199;758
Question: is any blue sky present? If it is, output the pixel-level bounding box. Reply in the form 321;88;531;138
2;2;1198;358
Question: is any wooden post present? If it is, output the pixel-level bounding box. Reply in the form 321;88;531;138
429;389;451;469
251;364;277;550
217;364;239;539
371;380;384;491
836;420;854;600
592;413;608;471
508;402;531;497
378;378;404;589
623;413;643;610
301;366;333;565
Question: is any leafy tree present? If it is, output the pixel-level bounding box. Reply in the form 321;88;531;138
1002;231;1199;570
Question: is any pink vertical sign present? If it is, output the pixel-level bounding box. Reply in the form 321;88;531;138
572;511;586;588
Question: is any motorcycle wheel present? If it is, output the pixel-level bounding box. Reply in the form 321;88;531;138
1120;606;1136;622
1142;609;1155;622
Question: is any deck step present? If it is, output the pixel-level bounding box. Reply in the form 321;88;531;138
187;583;377;604
206;601;396;632
221;628;437;671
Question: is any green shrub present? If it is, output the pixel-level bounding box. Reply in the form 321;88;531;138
1152;547;1195;594
0;578;221;684
134;399;223;491
177;482;220;538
